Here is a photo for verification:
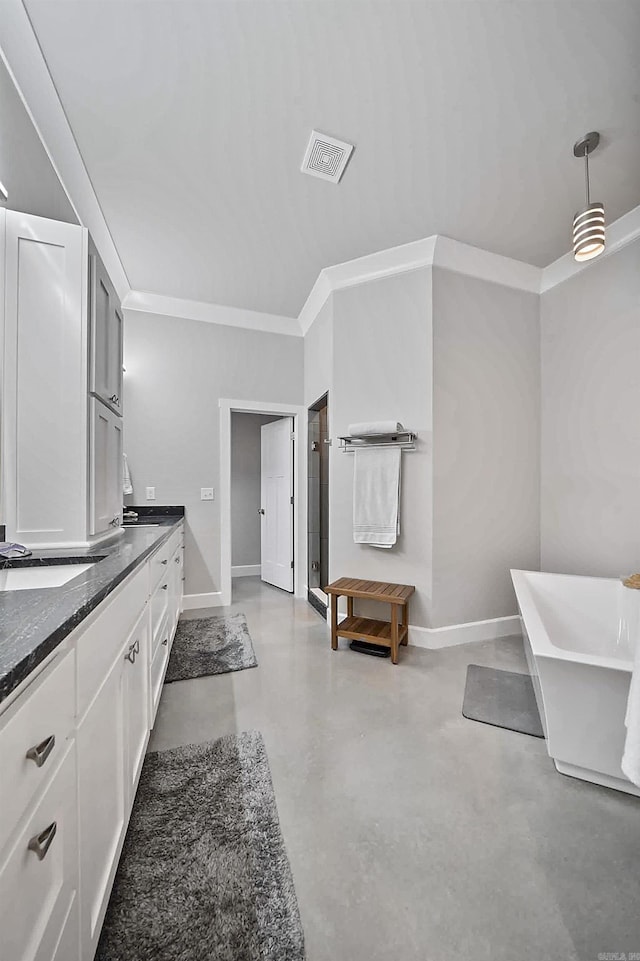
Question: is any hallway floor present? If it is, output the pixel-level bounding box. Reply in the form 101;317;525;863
149;578;640;961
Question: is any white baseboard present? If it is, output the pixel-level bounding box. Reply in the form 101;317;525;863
409;615;522;649
232;565;261;578
329;612;521;648
182;591;224;610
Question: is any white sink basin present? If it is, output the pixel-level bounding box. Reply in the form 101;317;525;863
0;563;96;591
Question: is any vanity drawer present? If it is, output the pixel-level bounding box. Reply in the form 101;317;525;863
150;577;170;654
0;742;79;961
150;528;182;592
150;614;171;721
76;564;148;720
0;651;75;854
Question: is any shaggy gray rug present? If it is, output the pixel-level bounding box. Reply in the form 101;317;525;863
462;664;544;738
96;731;305;961
165;612;257;682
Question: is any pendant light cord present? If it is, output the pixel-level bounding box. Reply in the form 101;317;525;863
584;150;590;206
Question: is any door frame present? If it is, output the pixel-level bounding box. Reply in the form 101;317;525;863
219;398;307;606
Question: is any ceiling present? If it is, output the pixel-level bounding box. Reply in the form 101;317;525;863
24;0;640;318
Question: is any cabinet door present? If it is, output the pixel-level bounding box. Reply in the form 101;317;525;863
77;650;126;960
110;305;124;415
89;250;123;415
3;211;88;547
168;544;183;637
122;608;150;805
90;398;123;536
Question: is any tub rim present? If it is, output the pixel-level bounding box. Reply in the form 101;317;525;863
510;568;633;674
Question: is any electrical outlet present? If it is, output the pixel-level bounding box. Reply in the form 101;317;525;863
145;486;156;500
201;488;214;501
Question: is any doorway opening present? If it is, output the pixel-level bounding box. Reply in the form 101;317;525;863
308;393;329;617
219;399;306;608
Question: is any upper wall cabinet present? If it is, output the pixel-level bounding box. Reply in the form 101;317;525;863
1;210;124;549
90;240;123;416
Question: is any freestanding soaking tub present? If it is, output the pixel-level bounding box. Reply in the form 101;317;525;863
511;569;639;797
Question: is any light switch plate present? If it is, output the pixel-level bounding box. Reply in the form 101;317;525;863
201;488;214;501
145;486;156;500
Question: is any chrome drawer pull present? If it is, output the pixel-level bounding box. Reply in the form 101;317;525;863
161;559;168;566
26;735;56;768
174;557;180;564
125;643;136;664
28;821;57;861
162;637;168;646
133;638;140;655
161;583;168;591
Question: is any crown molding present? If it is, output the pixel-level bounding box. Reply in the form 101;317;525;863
540;202;640;293
298;236;437;334
299;234;542;335
123;289;301;337
433;236;541;293
0;0;130;302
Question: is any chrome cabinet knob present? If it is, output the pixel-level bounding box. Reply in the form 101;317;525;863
26;734;55;768
257;508;265;515
28;822;57;861
162;637;168;646
125;643;136;664
161;583;168;591
161;559;168;565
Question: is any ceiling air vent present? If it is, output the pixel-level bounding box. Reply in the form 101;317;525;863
301;130;354;184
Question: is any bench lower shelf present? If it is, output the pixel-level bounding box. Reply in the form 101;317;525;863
335;615;408;648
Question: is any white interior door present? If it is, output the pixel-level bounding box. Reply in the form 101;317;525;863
260;417;294;592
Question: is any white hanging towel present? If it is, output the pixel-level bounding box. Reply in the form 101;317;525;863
353;447;401;548
123;452;133;495
348;420;404;436
622;605;640;787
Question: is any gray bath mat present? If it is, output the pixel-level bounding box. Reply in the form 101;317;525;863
96;731;305;961
462;664;544;738
165;612;257;682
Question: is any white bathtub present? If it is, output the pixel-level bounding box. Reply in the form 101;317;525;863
511;569;639;797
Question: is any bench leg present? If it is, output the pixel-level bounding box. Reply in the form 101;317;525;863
331;593;339;650
401;601;409;645
391;603;399;664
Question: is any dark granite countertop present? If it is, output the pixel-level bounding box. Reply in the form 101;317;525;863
0;510;185;705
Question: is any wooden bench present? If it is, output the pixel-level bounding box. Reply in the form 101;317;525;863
325;577;416;665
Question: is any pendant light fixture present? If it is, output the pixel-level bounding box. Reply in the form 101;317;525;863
572;132;605;262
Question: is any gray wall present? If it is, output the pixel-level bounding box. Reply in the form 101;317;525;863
123;311;303;597
304;295;333;408
330;269;434;627
432;268;540;625
540;238;640;576
231;411;279;568
0;56;77;223
307;266;541;631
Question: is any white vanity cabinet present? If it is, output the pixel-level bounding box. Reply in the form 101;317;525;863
0;524;183;961
89;242;123;416
1;210;124;549
89;398;123;536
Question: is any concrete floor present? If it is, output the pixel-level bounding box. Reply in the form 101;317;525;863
149;578;640;961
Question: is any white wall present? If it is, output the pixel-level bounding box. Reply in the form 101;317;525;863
330;269;434;627
432;267;540;626
123;310;303;599
0;56;76;224
231;411;279;569
540;238;640;576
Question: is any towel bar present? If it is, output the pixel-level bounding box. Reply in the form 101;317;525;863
338;430;417;452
